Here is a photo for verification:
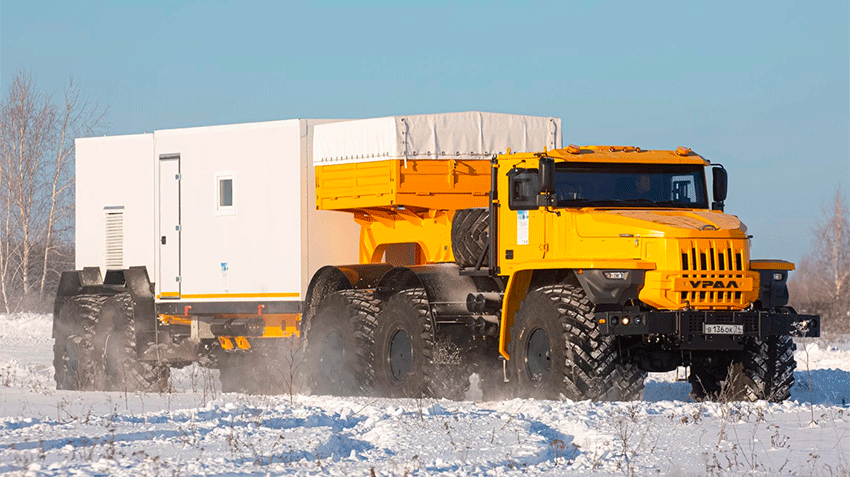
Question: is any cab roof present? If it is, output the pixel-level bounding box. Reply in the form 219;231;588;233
506;145;711;166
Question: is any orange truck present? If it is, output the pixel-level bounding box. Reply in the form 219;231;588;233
54;112;818;401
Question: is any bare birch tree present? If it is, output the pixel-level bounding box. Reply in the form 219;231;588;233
0;70;106;312
790;188;850;334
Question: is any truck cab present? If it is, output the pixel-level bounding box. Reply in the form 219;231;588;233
485;146;817;400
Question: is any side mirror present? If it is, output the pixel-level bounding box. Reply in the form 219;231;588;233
539;157;555;194
712;166;727;211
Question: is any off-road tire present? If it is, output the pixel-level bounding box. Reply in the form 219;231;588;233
92;293;170;392
738;336;796;402
54;295;106;390
603;363;648;401
303;289;379;396
373;288;439;398
509;284;622;401
451;208;489;268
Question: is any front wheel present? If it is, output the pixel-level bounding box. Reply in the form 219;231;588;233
738;335;796;402
510;284;628;401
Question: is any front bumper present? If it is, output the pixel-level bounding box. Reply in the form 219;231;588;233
597;308;819;346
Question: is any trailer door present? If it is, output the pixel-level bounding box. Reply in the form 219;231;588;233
159;154;181;298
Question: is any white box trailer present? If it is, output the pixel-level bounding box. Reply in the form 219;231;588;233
57;111;562;394
75;119;358;314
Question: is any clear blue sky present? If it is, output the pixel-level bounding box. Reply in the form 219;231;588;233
2;1;848;263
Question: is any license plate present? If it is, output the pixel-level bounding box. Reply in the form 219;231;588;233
703;324;743;335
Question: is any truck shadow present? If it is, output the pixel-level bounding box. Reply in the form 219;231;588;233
643;369;850;406
790;368;850;406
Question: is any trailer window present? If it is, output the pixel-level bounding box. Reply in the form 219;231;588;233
219;179;233;207
215;172;235;215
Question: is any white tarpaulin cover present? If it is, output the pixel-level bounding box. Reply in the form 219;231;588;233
313;111;561;165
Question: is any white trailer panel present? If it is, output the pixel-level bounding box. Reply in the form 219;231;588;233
76;119;359;307
76;133;155;276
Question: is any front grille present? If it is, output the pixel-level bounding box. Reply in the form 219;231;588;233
679;239;747;308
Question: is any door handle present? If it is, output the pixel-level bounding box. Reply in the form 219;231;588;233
161;236;167;245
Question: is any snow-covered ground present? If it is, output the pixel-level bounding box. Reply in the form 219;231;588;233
1;313;849;476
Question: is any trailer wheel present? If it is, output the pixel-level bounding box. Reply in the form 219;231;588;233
737;336;796;402
451;208;489;267
510;284;621;401
54;295;105;390
303;289;380;396
373;288;439;398
92;293;170;392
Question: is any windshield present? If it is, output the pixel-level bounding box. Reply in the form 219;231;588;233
554;162;708;208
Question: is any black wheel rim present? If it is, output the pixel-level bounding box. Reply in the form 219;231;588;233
320;329;344;381
389;329;412;382
525;328;551;382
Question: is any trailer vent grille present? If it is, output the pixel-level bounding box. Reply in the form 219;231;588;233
104;207;124;269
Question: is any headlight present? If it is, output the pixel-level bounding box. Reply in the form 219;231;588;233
603;271;627;280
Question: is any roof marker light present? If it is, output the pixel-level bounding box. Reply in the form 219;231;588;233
566;144;581;154
675;147;692;156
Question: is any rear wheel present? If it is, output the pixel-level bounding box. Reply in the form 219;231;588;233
303;289;380;396
373;288;438;398
510;284;624;401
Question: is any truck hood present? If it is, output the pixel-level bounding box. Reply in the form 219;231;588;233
574;209;747;238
